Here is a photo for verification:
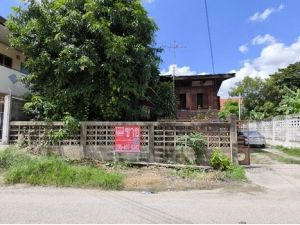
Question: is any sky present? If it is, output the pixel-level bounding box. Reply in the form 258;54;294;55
1;0;300;97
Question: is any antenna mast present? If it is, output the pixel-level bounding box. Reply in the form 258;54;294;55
164;40;186;88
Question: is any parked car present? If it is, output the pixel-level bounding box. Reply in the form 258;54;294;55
239;130;266;147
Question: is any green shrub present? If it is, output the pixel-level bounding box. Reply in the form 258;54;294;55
210;148;232;171
177;133;207;164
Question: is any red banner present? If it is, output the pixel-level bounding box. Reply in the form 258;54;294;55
115;126;141;152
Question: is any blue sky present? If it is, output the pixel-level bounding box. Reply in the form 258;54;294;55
1;0;300;96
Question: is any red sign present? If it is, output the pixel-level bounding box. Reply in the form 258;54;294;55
115;126;141;152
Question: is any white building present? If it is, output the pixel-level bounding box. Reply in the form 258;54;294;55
0;16;28;144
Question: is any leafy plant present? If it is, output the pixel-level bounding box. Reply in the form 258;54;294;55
277;87;300;115
7;0;162;121
210;148;232;171
177;133;207;164
218;100;239;120
153;82;177;119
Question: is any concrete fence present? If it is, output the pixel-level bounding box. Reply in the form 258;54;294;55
241;114;300;148
8;118;238;164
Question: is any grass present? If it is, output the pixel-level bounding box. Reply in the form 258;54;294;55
266;152;300;164
225;165;247;181
0;147;123;190
276;146;300;158
172;168;209;179
172;165;247;182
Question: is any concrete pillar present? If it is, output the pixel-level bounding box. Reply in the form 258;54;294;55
2;95;11;144
228;114;238;164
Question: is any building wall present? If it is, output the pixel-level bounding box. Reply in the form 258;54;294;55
0;42;25;71
175;79;219;110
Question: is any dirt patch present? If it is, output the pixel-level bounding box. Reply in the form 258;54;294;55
104;165;228;192
251;149;280;164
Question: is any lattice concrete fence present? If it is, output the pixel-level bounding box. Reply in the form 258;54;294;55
9;119;238;164
242;114;300;148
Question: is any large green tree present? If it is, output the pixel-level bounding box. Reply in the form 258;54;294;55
7;0;163;121
230;62;300;119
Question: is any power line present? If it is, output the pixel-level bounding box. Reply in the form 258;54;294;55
204;0;215;74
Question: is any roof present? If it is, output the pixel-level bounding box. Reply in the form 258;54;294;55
160;73;235;81
0;16;6;26
0;16;9;45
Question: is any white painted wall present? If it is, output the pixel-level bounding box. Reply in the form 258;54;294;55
0;65;28;97
243;114;300;148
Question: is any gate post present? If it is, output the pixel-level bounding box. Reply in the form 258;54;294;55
149;123;155;162
229;114;238;164
80;122;87;159
2;95;12;144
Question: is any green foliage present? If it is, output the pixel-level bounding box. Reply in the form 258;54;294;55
177;133;207;164
271;62;300;91
1;147;123;189
229;76;265;118
7;0;162;121
210;148;232;171
277;87;300;115
0;147;30;169
153;82;177;119
209;148;246;181
276;146;300;158
230;62;300;119
23;95;57;120
52;113;80;142
225;165;247;181
218;100;239;120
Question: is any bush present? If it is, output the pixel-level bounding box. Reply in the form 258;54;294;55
177;133;207;164
210;148;232;171
1;147;123;190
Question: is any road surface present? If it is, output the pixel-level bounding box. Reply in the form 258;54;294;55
0;150;300;223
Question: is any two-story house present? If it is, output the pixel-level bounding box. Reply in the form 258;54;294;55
0;16;28;143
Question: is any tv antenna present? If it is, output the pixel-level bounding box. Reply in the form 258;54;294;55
163;40;186;87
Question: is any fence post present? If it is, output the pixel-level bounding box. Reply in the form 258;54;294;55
229;114;238;164
272;118;275;145
80;122;87;159
149;123;155;162
2;95;12;144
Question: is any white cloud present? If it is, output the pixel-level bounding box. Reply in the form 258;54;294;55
252;34;276;45
249;4;285;22
219;35;300;97
161;64;206;76
161;64;196;76
239;44;249;54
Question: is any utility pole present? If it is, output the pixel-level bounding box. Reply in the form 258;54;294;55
238;94;241;120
